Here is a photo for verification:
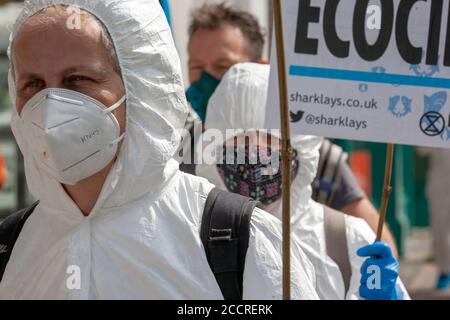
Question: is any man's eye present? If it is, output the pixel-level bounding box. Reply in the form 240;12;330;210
68;75;90;82
25;80;44;89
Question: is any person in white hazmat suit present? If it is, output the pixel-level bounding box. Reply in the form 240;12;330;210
0;0;320;299
196;62;411;300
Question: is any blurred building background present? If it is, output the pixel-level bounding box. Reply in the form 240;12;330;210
0;0;448;299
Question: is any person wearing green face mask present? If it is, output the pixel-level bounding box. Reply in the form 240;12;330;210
186;71;221;122
185;3;266;122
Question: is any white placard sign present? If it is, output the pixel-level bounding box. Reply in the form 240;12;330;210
267;0;450;148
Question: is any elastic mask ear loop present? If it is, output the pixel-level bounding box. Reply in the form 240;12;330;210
109;132;126;147
103;95;127;114
104;95;127;146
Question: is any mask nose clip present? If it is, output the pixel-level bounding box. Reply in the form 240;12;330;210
47;93;84;105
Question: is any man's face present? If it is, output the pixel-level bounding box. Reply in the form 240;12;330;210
12;9;126;134
188;25;252;83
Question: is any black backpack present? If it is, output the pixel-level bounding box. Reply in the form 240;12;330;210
0;188;259;300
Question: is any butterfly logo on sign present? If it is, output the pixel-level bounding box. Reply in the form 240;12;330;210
422;91;450;140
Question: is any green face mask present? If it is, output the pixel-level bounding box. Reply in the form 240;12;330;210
186;72;220;122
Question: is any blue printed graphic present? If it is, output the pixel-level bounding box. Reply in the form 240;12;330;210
410;53;440;78
372;66;386;74
290;66;450;89
423;92;450;141
388;96;412;118
424;92;447;113
441;126;450;141
410;63;440;78
359;83;368;93
359;66;388;92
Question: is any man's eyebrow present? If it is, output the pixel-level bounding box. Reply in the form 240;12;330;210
16;65;110;83
214;58;235;64
62;65;109;77
188;58;203;65
188;58;234;66
17;72;41;81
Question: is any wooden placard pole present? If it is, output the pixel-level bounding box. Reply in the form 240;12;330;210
376;144;395;242
273;0;293;300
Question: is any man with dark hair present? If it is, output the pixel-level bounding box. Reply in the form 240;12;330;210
188;3;265;79
184;2;399;257
185;3;268;123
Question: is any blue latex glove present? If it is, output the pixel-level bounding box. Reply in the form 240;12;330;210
437;274;450;290
357;242;399;300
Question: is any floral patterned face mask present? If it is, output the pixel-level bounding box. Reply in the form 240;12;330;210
216;145;299;205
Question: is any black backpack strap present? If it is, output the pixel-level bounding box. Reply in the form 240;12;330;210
312;139;348;206
0;201;39;282
179;118;197;175
201;188;260;300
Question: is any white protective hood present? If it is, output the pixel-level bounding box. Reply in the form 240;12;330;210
200;63;410;300
201;63;323;227
8;0;187;213
0;2;22;52
0;1;319;300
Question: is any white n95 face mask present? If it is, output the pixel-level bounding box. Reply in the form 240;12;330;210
20;88;126;186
